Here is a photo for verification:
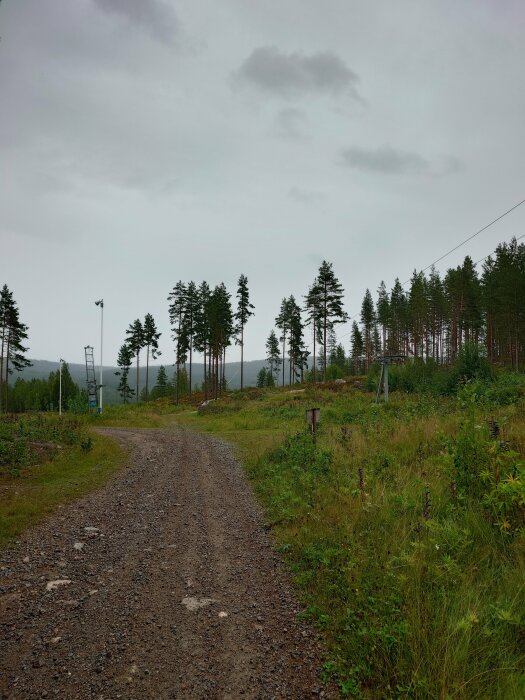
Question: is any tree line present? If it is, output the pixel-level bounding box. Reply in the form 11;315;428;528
350;237;525;373
6;362;85;413
2;236;525;411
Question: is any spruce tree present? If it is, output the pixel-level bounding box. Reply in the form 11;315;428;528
350;321;364;375
314;261;348;381
151;365;169;399
115;344;135;403
125;319;145;402
235;274;255;391
360;289;375;370
143;313;161;401
266;330;281;382
256;367;268;388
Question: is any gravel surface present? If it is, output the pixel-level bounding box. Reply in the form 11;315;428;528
0;427;337;699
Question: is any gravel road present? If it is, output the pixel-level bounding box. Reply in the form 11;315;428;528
0;427;335;699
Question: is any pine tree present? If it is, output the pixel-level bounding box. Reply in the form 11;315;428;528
408;271;428;358
266;330;281;382
275;298;291;387
287;296;307;383
389;279;408;356
207;284;234;398
115;344;135;403
235;274;255;391
304;282;323;382
168;281;188;404
0;284;31;412
143;313;161;401
194;281;211;400
427;267;446;363
314;261;348;381
182;282;200;397
376;281;390;355
125;319;145;402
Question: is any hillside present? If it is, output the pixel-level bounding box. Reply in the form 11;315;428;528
16;358;280;401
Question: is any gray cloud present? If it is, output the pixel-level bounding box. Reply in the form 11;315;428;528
289;186;325;203
92;0;179;44
234;46;360;99
339;145;429;174
339;146;463;176
272;108;308;140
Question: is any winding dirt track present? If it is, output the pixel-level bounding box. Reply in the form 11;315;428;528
0;427;335;699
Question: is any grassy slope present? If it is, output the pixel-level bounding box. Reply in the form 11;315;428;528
0;424;127;550
169;386;525;699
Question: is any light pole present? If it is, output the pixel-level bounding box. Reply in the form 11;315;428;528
95;299;104;413
59;358;65;416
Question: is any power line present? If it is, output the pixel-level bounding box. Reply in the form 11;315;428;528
402;196;525;285
337;197;525;342
473;232;525;267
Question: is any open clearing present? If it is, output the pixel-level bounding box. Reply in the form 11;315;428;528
0;426;333;699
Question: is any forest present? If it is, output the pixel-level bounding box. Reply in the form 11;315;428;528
1;236;525;412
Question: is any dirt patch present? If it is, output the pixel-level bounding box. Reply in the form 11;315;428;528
0;426;336;699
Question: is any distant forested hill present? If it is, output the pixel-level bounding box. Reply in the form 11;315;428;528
15;358;279;404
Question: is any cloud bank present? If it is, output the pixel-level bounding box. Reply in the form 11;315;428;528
234;46;360;100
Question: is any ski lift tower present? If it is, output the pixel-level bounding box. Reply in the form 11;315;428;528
84;346;99;413
374;354;406;403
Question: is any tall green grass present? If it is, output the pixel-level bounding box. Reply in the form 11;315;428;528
174;383;525;698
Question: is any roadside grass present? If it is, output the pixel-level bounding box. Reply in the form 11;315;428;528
0;432;126;549
170;384;525;699
85;400;188;428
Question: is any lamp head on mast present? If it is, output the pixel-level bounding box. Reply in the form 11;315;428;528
95;299;104;308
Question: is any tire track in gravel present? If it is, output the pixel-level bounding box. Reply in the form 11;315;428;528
0;426;336;700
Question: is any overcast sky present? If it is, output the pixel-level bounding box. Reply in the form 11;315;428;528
2;0;525;368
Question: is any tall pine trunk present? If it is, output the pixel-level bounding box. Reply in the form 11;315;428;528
189;335;193;398
4;331;11;412
281;330;286;387
312;322;316;383
240;324;244;391
203;344;207;401
136;352;140;403
323;289;328;382
0;325;5;414
222;346;226;392
145;344;150;401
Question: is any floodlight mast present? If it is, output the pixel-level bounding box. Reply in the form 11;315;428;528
59;358;65;416
95;300;104;413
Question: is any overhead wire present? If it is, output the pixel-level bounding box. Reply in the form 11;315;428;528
336;196;525;342
401;197;525;286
